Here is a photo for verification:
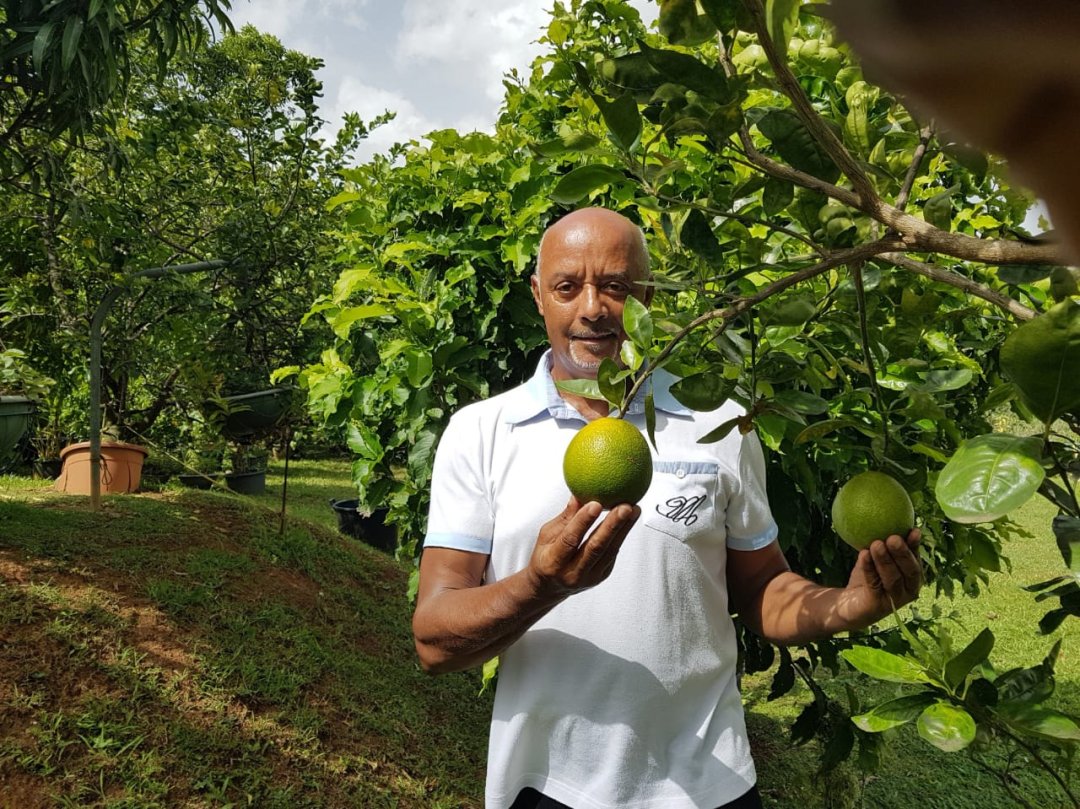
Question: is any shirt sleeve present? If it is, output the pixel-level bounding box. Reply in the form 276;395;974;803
423;409;494;555
725;429;779;551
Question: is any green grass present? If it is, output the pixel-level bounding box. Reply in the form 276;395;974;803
1;461;1078;808
0;460;491;808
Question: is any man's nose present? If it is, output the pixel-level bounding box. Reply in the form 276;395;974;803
579;284;606;320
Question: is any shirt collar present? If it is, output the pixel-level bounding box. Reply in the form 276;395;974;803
503;349;692;425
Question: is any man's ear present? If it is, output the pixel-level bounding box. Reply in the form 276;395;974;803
530;273;544;315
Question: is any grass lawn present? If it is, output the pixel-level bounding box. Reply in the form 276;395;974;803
1;459;1077;808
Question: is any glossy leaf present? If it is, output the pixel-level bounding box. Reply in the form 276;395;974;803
762;176;794;215
765;0;801;51
935;434;1045;524
556;378;605;401
1054;516;1080;580
623;295;654;349
756;108;841;183
638;41;737;104
697;415;742;444
923;185;958;231
646;386;658;450
681;209;724;263
944;628;995;691
594;92;642;153
670;373;736;412
917;702;976;753
659;0;718;45
998;703;1080;742
597;358;624;408
1000;300;1080;422
551;165;625;204
841;647;929;684
852;693;935;732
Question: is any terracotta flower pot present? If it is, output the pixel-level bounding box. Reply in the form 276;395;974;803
55;441;148;495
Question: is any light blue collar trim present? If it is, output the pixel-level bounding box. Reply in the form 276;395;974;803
503;349;692;425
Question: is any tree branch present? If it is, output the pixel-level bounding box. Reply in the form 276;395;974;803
741;0;880;210
896;125;934;212
882;253;1036;321
624;238;904;407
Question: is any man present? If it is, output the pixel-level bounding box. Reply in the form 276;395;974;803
412;207;922;809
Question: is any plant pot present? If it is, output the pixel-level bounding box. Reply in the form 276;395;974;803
208;387;298;441
0;396;35;468
178;472;220;490
55;441;148;495
225;469;266;495
329;499;397;553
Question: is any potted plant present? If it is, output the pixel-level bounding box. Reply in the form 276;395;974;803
224;442;269;495
54;419;149;495
204;386;299;442
178;445;225;490
0;348;54;471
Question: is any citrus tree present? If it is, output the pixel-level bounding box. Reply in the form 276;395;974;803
297;0;1079;800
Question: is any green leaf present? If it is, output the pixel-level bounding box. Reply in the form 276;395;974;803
670;373;735;412
765;0;801;51
597;358;624;408
1000;300;1080;422
550;165;625;205
996;263;1055;285
638;41;737;104
761;295;816;326
555;378;605;401
32;21;57;72
594;93;642;153
697;415;742;444
997;703;1080;742
941;142;988;178
917;702;976;752
944;628;995;691
793;417;860;445
680;209;724;263
532;132;601;157
61;15;85;72
404;349;433;387
772;389;828;415
623;296;654;349
479;656;499;695
908;369;973;394
646;387;658;450
756;108;841;183
659;0;719;45
841;647;929;684
328;304;393;340
620;340;644;373
935;434;1045;524
762;177;794;215
923;185;958;231
1054;516;1080;581
852;693;935;732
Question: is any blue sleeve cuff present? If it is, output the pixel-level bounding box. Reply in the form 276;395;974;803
727;523;779;551
423;532;493;555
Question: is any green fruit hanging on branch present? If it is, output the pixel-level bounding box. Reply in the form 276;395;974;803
563;417;653;509
831;471;915;550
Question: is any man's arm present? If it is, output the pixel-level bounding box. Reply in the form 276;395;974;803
412;498;641;674
727;530;922;646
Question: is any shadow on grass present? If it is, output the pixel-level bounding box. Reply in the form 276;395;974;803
0;484;491;808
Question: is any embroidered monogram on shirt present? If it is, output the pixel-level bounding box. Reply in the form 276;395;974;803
656;494;706;526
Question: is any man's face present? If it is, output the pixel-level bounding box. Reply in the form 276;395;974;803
531;211;651;382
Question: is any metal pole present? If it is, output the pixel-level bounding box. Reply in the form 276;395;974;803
88;260;229;510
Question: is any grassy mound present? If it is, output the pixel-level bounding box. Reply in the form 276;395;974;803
0;473;490;808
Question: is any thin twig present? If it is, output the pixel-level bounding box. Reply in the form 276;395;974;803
895;126;934;213
851;260;890;456
622;238;904;409
882;253;1036;321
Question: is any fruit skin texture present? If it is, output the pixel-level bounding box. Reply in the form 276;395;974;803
831;470;915;550
563;417;653;509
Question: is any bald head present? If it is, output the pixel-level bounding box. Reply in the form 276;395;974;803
535;208;649;283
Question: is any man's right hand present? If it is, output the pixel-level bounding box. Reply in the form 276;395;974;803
526;497;641;598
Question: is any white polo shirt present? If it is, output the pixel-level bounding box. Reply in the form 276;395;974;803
425;351;778;809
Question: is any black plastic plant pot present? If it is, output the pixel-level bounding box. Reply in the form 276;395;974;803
225;470;266;495
0;396;35;468
209;387;299;441
329;499;397;554
178;472;221;490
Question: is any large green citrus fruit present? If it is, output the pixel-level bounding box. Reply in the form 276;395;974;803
563;417;652;508
831;470;914;550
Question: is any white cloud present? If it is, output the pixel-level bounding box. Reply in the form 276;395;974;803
397;0;551;103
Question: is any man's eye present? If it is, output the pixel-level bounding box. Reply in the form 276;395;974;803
605;283;630;295
555;284;575;294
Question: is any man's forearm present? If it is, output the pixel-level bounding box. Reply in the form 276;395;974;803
744;571;873;646
412;568;566;674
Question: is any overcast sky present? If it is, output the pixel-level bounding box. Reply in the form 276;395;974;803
227;0;658;162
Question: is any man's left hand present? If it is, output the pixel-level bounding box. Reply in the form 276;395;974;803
837;529;923;627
